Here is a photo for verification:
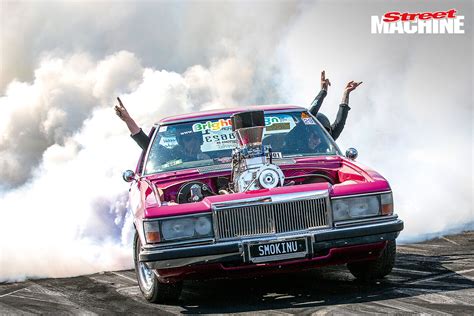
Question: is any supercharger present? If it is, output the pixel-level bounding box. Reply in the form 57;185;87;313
230;110;285;193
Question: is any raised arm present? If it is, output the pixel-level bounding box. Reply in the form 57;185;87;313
309;70;331;116
115;97;150;150
331;81;362;140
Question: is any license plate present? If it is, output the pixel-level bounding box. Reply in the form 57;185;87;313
247;238;308;263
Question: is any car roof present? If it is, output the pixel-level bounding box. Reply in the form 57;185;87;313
157;104;306;125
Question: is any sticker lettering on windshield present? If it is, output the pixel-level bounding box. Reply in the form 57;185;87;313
301;112;316;125
264;114;296;135
192;116;282;132
271;152;283;159
266;122;291;131
161;159;182;169
159;135;178;149
201;126;237;151
193;119;232;132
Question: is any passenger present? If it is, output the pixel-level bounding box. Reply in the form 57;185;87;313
309;70;362;140
284;124;328;155
114;97;209;162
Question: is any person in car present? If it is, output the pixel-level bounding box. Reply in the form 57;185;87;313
309;70;362;140
283;123;328;155
172;126;210;162
115;97;209;162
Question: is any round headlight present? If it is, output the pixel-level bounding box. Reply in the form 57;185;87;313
195;216;212;236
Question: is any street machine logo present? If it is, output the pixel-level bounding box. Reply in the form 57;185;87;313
371;9;465;34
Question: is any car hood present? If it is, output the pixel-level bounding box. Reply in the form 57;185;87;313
143;155;391;219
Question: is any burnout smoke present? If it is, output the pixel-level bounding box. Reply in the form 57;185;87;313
0;0;472;281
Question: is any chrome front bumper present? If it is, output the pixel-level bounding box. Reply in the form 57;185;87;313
140;216;403;269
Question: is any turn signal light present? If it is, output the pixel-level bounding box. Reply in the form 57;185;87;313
144;221;161;244
381;193;394;215
145;231;161;243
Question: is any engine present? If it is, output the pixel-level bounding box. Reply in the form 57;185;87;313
230;111;285;192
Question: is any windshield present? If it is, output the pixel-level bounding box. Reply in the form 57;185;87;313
144;111;341;174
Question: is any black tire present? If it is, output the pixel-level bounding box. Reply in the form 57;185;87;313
347;240;396;281
133;232;182;303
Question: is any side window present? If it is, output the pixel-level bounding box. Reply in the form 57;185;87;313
135;127;155;175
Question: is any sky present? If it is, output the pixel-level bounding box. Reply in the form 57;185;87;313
0;0;472;281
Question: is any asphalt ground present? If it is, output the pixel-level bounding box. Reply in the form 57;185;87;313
1;231;473;315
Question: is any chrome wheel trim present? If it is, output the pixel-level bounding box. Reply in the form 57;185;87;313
136;237;154;292
138;261;154;292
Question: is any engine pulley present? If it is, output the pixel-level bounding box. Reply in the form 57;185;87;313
257;165;285;189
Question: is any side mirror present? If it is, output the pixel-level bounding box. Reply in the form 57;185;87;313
122;170;136;182
345;148;358;160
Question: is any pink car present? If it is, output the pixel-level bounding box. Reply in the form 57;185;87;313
124;105;403;303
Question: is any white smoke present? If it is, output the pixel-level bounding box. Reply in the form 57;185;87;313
0;1;472;281
0;1;299;281
277;0;473;242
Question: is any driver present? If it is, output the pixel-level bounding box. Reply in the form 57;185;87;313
173;127;210;162
114;97;210;163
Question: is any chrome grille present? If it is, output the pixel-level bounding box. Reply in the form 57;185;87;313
214;197;329;239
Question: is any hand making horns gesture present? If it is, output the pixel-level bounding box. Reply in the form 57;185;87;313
344;81;363;93
321;70;331;91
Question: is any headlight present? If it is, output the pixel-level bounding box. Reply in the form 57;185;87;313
332;195;381;221
161;218;195;240
143;215;213;244
195;216;213;235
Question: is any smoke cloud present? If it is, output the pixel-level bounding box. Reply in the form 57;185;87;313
0;0;472;281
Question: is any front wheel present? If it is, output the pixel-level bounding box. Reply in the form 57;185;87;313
347;240;396;281
133;232;182;303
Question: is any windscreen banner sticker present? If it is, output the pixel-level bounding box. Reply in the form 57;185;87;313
193;119;232;132
301;112;316;125
192;116;286;133
266;122;291;132
191;114;297;151
201;126;237;152
264;115;296;135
